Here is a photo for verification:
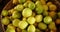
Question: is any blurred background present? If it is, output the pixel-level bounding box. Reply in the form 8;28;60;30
0;0;10;13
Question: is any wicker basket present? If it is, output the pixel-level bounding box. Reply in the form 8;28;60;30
1;0;14;32
1;0;60;32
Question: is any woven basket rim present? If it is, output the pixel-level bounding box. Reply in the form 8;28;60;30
1;0;14;32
